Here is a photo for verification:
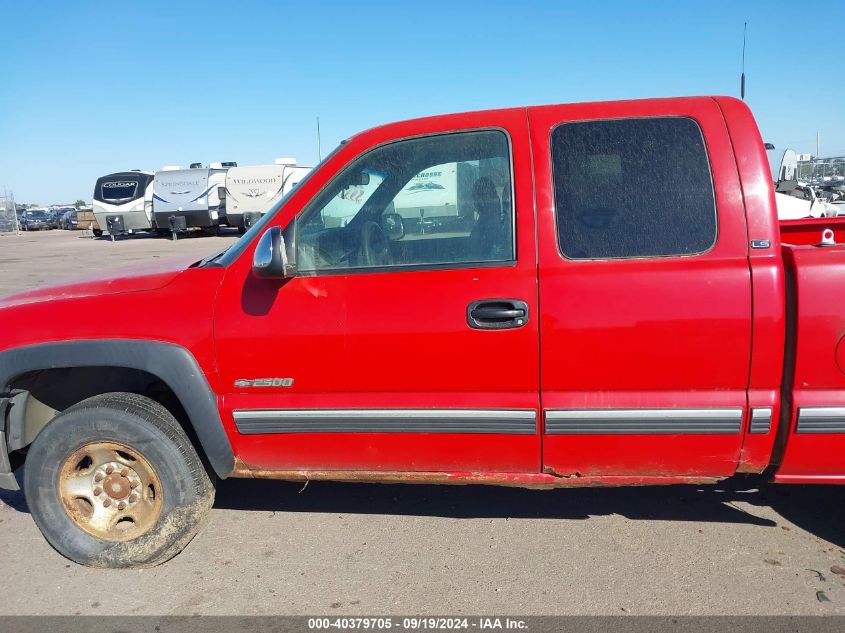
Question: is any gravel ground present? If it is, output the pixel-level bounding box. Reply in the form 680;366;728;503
0;227;238;297
1;229;845;615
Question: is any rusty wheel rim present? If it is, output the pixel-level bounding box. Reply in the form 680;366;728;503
58;441;163;542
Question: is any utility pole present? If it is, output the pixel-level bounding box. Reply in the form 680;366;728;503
816;130;820;157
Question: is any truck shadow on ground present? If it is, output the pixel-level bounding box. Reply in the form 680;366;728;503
214;475;845;547
3;473;843;547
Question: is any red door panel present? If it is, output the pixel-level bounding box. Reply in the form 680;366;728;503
530;98;752;477
214;109;541;473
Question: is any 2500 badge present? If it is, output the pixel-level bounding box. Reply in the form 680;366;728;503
234;377;294;388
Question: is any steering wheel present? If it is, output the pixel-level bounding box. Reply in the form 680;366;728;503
358;221;392;267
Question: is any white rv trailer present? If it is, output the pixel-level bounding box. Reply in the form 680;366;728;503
224;159;312;231
92;171;155;235
391;161;480;226
152;164;231;230
319;159;498;233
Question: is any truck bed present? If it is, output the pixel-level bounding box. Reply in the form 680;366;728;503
775;241;845;483
780;217;845;246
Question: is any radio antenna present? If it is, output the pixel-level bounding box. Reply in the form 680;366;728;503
317;116;322;162
741;22;747;100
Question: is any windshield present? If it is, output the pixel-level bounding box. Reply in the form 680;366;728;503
26;211;48;219
101;180;139;201
213;144;342;267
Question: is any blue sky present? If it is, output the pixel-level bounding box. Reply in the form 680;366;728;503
1;0;843;204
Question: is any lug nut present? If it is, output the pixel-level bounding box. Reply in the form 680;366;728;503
129;480;139;489
94;472;105;482
128;494;138;503
105;465;114;474
103;499;112;508
117;501;126;510
93;487;103;496
120;468;129;477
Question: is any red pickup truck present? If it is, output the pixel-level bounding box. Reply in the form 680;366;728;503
1;96;843;568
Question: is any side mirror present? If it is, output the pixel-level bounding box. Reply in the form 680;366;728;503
381;212;405;240
252;226;295;278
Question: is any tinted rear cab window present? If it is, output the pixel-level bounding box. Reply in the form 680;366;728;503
552;117;716;260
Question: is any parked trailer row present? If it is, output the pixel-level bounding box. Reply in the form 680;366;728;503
92;160;312;237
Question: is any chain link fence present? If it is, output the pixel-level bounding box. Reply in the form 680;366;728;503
0;193;20;235
797;156;845;187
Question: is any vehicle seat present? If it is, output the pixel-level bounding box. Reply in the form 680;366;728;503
469;177;505;260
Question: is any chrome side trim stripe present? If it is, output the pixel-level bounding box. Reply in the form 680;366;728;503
749;407;772;434
796;407;845;434
544;408;743;435
233;409;537;435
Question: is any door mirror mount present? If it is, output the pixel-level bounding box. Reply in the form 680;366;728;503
252;226;296;278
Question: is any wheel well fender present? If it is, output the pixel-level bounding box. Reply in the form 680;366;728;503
0;340;234;478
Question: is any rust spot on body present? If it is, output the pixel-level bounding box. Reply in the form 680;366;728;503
231;458;722;489
543;466;582;479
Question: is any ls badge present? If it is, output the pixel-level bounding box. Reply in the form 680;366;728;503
234;378;294;388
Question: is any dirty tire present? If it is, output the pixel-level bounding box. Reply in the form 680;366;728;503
24;392;215;568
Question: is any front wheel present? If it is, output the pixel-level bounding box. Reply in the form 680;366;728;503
92;228;103;237
23;393;215;568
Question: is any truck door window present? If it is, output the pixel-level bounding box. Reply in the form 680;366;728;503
296;130;514;272
551;117;716;260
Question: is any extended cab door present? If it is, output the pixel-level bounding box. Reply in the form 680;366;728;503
214;109;541;474
530;98;752;478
